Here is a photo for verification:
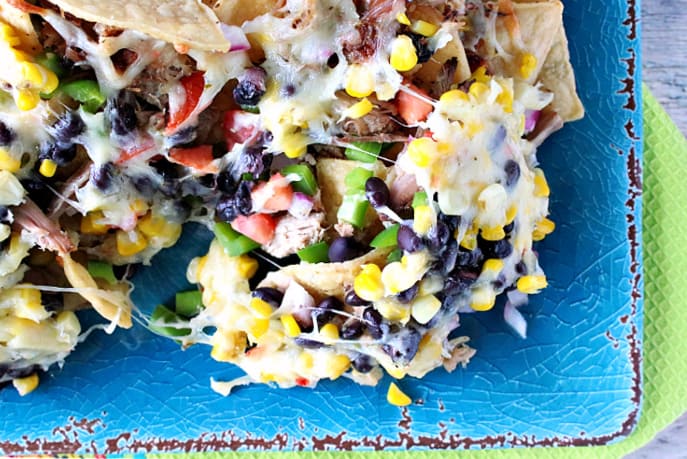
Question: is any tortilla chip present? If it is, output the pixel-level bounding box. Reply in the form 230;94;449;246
0;2;41;54
415;27;471;86
46;0;230;52
538;27;584;121
205;0;276;26
260;248;391;300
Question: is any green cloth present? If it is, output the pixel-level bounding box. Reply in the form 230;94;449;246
149;86;687;459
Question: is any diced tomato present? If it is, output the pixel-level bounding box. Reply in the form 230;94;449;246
117;135;156;163
251;173;294;212
223;110;260;151
295;377;310;387
165;71;205;135
395;83;434;125
168;145;217;173
230;213;277;245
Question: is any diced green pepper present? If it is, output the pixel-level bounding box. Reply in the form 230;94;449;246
345;142;383;163
175;290;203;317
412;191;429;209
36;52;66;78
149;305;191;337
387;248;403;263
87;260;117;284
344;167;374;192
297;241;330;263
370;224;400;249
337;193;369;228
282;164;318;196
240;104;260;114
214;222;260;256
61;80;106;113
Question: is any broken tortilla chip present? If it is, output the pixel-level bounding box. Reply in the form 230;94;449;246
204;0;277;26
46;0;230;52
0;1;41;53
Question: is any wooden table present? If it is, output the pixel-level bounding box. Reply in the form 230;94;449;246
625;2;687;457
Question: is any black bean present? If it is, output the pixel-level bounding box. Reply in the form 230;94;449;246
41;293;62;312
216;169;238;194
91;162;115;191
489;125;507;151
503;221;515;234
170;200;192;223
108;91;137;136
397;225;424;253
344;289;369;306
438;213;460;232
150;158;179;181
252;287;283;307
382;328;421;365
456;246;484;268
408;33;432;63
441;239;459;273
236;144;270;177
351;354;374;373
478;235;513;259
341;319;364;339
504;159;521;188
20;177;51;209
52;112;84;145
294;337;325;349
396;283;419;304
0;121;15;145
515;261;527;275
130;175;155;197
363;307;387;339
328;237;365;263
6;364;41;379
364;177;390;208
427;221;450;252
0;206;10;224
326;53;340;68
167;126;197;147
215;182;253;222
313;296;343;327
233;67;267;106
40;142;77;166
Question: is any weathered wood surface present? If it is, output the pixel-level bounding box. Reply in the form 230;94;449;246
625;2;687;457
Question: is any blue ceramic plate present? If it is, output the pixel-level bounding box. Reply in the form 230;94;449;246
0;0;642;454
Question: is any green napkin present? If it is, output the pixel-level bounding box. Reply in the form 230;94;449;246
150;86;687;459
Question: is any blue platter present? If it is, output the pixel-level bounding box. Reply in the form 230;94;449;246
0;0;642;454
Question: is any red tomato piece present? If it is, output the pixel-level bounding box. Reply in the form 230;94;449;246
231;213;277;245
295;377;310;387
165;71;205;134
223;110;260;151
396;83;434;125
168;145;216;172
251;173;294;212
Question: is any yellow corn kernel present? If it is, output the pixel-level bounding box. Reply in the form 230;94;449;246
130;199;148;214
326;354;351;380
482;258;504;273
247;318;268;339
419;275;443;296
297;352;314;372
517;275;548;294
344;97;373;119
411;20;439;37
460;229;477;251
439;89;469;105
481;225;505;242
390;35;418;72
80;211;109;235
469;81;489;99
42;69;59;94
0;24;21;47
506;205;518;224
386;365;407;379
236;255;258;279
376;299;410;323
406;137;435;168
534;169;550;197
463;119;483;138
533;217;556;241
16;89;39;111
12;373;39;396
115;229;148;257
250;297;274;319
345;64;375;98
520;53;538;79
20;62;45;87
281;132;309;159
496;88;513;113
319;323;340;341
381;263;413;295
471;66;490;84
13;288;47;322
396;12;411;25
0;148;21;172
354;264;385;301
38;159;57;178
411;294;441;325
387;382;412;406
470;286;496;311
280;314;301;337
412;205;433;235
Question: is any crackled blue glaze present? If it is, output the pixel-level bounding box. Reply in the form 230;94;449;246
0;0;642;453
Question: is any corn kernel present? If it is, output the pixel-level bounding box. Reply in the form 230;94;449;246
411;205;433;235
16;89;39;111
381;262;414;295
471;66;490;84
280;314;301;337
411;20;439;37
396;12;411;25
0;24;21;47
411;294;441;325
80;211;109;235
250;297;274;319
343;97;374;119
406;137;435;168
345;64;375;98
376;299;410;322
249;318;270;339
20;62;45;87
14;288;47;322
0;148;21;172
460;227;478;251
481;225;505;241
533;217;556;241
496;88;513;113
38;159;57;178
534;169;550;197
470;286;496;311
42;69;59;94
469;81;489;99
419;275;443;296
439;89;469;105
115;229;148;257
506;205;518;224
390;35;418;72
520;53;538;79
517;275;548;294
387;382;412;406
130;199;148;215
482;258;504;273
319;323;340;341
297;352;314;372
354;264;385;301
386;365;407;379
236;255;258;279
12;373;39;396
464;119;484;138
326;354;351;379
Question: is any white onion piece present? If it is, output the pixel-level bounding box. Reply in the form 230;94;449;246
288;192;315;218
221;24;251;52
280;280;315;328
504;302;527;339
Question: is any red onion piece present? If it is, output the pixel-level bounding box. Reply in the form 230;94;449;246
288;192;315;218
524;109;541;134
221;24;251;52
